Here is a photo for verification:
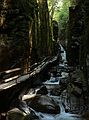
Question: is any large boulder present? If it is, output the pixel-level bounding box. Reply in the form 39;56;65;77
6;108;39;120
27;95;60;114
6;108;26;120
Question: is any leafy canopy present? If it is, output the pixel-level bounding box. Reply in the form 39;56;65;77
48;0;70;25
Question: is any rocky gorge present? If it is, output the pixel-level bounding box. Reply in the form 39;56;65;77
0;44;88;120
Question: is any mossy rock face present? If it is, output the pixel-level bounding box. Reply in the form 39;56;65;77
0;0;34;70
27;95;60;114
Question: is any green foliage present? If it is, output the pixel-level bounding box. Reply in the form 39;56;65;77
48;0;70;28
58;0;70;30
48;0;61;20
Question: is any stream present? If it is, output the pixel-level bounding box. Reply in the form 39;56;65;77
33;45;82;120
6;44;87;120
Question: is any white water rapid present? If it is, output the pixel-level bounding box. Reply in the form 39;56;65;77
33;44;83;120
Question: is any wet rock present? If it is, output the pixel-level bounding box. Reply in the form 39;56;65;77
7;108;39;120
24;111;39;120
62;102;69;113
71;85;82;97
72;80;82;88
59;79;67;91
36;85;48;95
50;87;61;96
50;67;57;77
27;95;60;114
11;99;30;114
59;78;67;85
6;108;26;120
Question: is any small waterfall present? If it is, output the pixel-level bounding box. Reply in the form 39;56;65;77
32;99;82;120
20;43;83;120
60;44;67;64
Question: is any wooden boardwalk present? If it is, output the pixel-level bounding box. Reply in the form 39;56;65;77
0;54;59;113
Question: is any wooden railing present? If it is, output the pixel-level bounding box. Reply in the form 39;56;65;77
0;54;59;90
0;68;22;83
0;53;60;113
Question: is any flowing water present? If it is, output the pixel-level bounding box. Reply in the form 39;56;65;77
20;44;87;120
59;44;67;64
29;44;85;120
29;93;83;120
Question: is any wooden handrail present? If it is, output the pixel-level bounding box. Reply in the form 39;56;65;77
4;75;19;83
0;54;59;89
0;57;49;83
5;68;21;74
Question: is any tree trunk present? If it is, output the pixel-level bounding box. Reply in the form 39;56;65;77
38;0;51;57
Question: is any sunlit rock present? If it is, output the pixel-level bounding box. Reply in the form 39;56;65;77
24;111;39;120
